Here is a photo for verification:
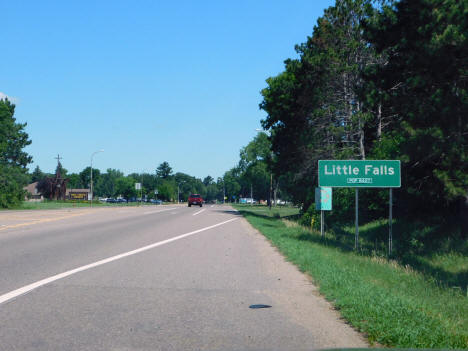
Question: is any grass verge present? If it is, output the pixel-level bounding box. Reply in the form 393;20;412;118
233;205;468;349
3;200;159;210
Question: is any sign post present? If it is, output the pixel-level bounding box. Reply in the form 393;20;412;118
315;187;332;237
318;160;400;252
355;189;359;250
389;188;393;255
135;183;142;205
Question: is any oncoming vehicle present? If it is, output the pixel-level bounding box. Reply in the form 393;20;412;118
188;194;203;207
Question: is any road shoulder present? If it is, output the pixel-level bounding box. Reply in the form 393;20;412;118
238;215;369;348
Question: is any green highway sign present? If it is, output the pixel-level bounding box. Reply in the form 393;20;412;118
315;187;332;211
318;160;401;188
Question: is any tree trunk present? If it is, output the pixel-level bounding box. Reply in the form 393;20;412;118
358;102;365;160
377;103;382;141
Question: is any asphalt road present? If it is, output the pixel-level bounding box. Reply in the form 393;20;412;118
0;205;367;351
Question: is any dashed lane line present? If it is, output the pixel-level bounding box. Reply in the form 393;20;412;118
143;207;177;215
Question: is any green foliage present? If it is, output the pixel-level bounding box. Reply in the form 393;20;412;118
95;168;123;196
234;132;275;203
0;98;32;168
256;0;467;237
67;173;82;188
31;166;45;183
79;167;100;189
57;163;219;202
156;161;173;179
203;175;214;186
157;180;176;201
0;98;32;208
222;168;241;201
115;176;137;199
0;164;28;208
260;0;380;209
362;0;468;220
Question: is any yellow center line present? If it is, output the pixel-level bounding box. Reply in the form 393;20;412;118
0;212;89;231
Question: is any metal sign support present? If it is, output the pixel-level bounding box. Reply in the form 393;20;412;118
355;188;359;250
321;210;324;237
389;188;393;256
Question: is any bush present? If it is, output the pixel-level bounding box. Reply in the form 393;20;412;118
0;165;28;208
299;204;321;230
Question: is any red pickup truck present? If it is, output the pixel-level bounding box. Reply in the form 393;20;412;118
188;194;203;207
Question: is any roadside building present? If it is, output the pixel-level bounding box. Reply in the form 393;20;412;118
23;182;43;201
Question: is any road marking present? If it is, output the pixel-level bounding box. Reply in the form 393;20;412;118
0;217;239;305
0;212;88;231
192;209;205;216
143;207;176;215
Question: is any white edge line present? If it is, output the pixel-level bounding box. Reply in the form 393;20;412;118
0;217;238;305
192;209;206;216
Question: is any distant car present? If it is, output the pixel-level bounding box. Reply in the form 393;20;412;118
188;194;203;207
106;198;116;203
150;199;163;205
117;198;127;203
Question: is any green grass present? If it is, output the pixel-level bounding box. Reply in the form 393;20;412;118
233;205;468;349
327;219;468;292
3;200;156;210
234;204;300;217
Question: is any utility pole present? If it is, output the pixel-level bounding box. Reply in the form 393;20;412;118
90;150;104;207
177;184;180;204
250;183;253;206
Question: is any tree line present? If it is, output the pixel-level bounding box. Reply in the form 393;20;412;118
256;0;467;232
30;161;225;202
219;132;290;204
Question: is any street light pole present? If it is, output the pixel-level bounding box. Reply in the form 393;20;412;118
90;149;104;207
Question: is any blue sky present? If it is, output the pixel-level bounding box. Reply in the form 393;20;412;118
2;0;333;179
